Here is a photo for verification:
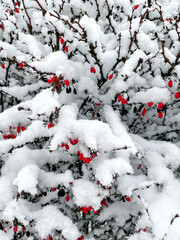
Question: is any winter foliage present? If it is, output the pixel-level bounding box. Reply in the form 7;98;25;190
0;0;180;240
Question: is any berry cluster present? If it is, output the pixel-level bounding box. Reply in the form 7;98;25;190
3;125;26;139
60;37;68;52
77;151;97;164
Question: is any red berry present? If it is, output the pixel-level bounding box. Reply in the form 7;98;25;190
80;236;84;240
95;103;101;106
158;111;163;118
49;236;53;240
2;25;4;30
126;197;131;202
61;143;65;148
22;228;26;232
148;102;153;107
48;122;54;129
79;206;83;211
79;153;83;160
90;67;96;73
66;195;70;202
51;76;55;82
48;79;51;84
15;8;19;13
17;126;21;133
175;92;180;99
134;5;139;10
15;2;18;6
87;206;92;211
86;158;91;164
13;226;18;232
52;187;56;192
19;62;23;68
77;151;80;156
142;229;147;232
60;37;65;44
1;63;5;69
83;207;88;213
142;108;146;116
11;134;16;139
118;95;122;102
168;80;173;87
73;138;79;144
70;139;74;145
121;98;127;105
64;80;70;86
65;144;69;150
108;74;113;80
21;126;26;131
158;102;163;109
137;164;141;170
3;135;7;139
93;209;98;214
64;46;68;52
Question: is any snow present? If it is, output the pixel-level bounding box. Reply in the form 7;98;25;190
72;179;108;209
34;205;80;240
13;164;40;195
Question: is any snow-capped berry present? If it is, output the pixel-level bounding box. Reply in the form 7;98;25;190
19;62;23;68
90;67;96;73
108;74;113;80
60;37;65;44
148;102;153;107
48;79;51;84
158;102;163;109
158;111;163;118
121;99;127;105
175;92;180;99
118;95;122;102
13;226;18;232
126;197;131;202
142;108;146;116
168;80;173;87
64;80;70;86
21;126;26;131
64;46;68;52
1;63;5;69
66;195;70;202
134;5;139;10
15;8;19;13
